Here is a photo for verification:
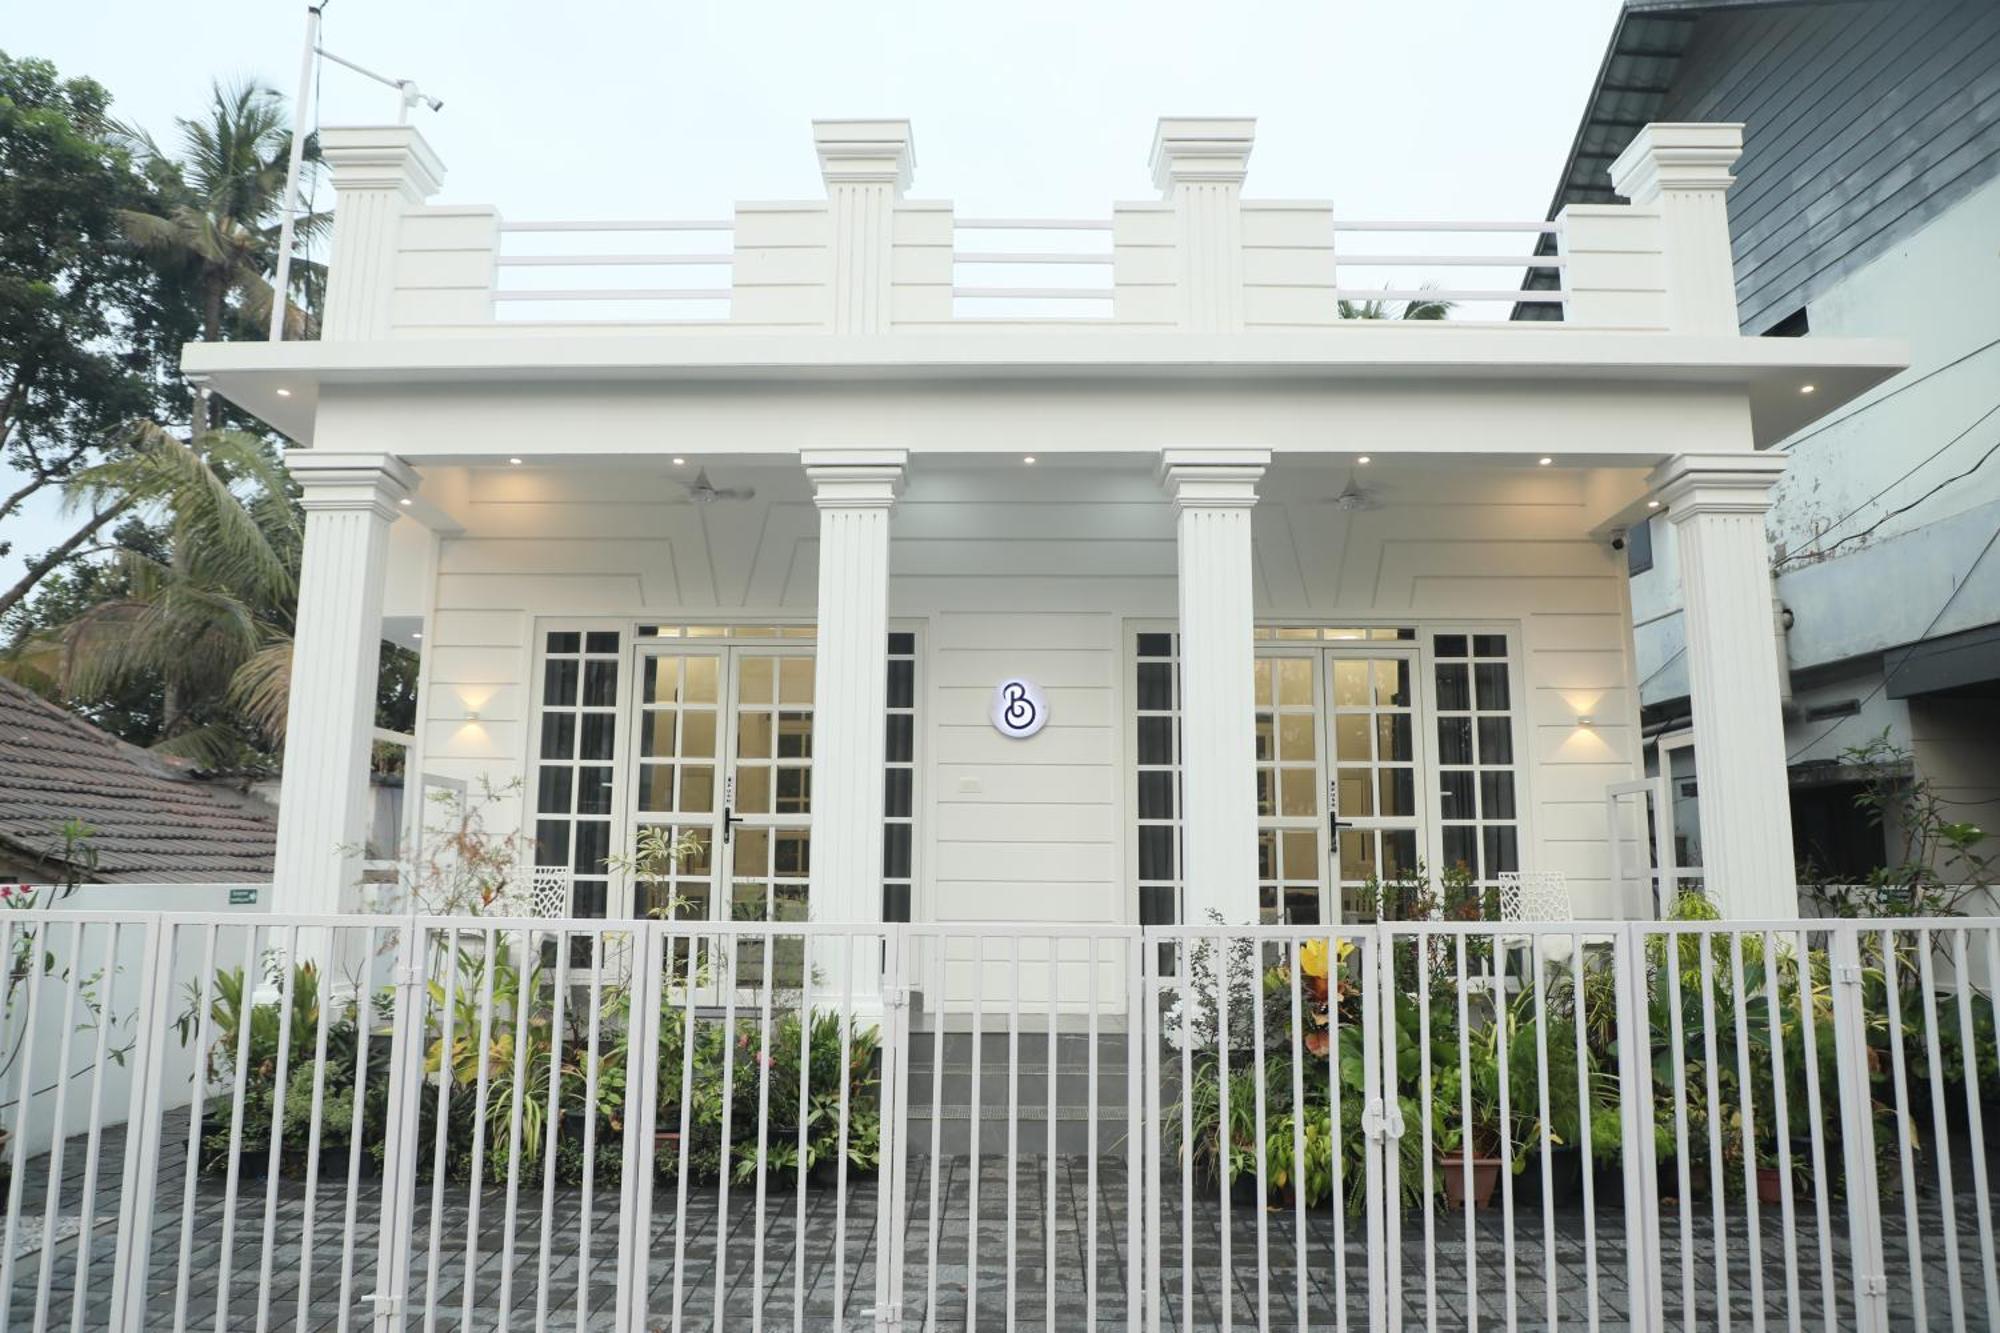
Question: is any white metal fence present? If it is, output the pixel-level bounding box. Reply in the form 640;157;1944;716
1;911;1995;1330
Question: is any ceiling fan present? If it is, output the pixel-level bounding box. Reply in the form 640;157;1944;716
679;467;756;504
1323;466;1383;512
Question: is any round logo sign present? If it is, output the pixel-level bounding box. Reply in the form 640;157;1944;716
990;677;1048;739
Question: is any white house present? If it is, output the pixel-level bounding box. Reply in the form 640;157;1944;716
182;115;1902;935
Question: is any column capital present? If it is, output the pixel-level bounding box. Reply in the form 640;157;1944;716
1150;117;1257;194
1608;123;1743;203
1159;448;1269;508
318;125;445;203
813;119;916;194
286;451;418;519
804;449;906;508
1650;451;1786;521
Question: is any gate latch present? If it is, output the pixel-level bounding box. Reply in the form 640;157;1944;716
1361;1097;1405;1142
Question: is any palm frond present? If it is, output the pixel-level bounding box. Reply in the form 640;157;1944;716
149;720;252;770
229;639;294;743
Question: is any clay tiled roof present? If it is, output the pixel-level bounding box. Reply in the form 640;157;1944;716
0;677;274;883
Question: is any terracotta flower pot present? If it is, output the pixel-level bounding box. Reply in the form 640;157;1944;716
1440;1152;1504;1208
1757;1165;1786;1204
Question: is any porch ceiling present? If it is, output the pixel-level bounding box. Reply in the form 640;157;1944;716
185;329;1902;451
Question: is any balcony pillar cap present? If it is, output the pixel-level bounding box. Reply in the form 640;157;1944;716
813;119;916;193
1150;117;1257;193
1608;122;1744;204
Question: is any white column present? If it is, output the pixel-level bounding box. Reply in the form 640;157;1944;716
1150;117;1256;332
316;126;444;340
1608;122;1744;335
812;120;915;334
805;451;906;926
1653;452;1798;917
1161;449;1269;926
274;452;416;915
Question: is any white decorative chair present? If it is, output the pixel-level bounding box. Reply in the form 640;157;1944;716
1498;870;1572;924
531;865;573;918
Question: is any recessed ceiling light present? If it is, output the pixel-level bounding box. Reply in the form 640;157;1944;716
274;387;291;398
1023;455;1037;464
1800;383;1816;394
508;456;523;465
672;457;687;466
1357;455;1371;465
398;497;412;506
1647;500;1661;510
1538;456;1553;466
412;631;423;640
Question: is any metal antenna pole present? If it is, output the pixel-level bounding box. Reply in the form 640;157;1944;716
268;3;323;342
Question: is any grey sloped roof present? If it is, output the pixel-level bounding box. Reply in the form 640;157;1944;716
0;677;274;883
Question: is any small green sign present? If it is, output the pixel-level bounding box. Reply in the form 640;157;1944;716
228;888;258;906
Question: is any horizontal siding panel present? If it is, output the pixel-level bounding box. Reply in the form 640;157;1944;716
932;723;1112;766
932;764;1117;805
932;801;1116;843
933;840;1116;883
931;648;1113;690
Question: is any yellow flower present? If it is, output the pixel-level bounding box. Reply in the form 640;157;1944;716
1300;938;1330;979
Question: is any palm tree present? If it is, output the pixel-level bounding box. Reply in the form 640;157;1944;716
24;424;302;767
115;79;322;436
1338;287;1454;321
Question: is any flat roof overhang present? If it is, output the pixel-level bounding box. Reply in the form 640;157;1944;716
183;329;1904;450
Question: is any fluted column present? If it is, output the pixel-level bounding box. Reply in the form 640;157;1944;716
813;120;914;334
1608;123;1744;335
1150;118;1256;333
1653;452;1797;917
1161;449;1268;925
275;452;416;915
316;127;443;340
806;451;906;930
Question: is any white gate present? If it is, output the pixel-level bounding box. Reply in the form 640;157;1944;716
0;911;1996;1329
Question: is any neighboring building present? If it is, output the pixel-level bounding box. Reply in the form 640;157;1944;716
184;113;1900;939
0;677;276;884
1529;0;2000;891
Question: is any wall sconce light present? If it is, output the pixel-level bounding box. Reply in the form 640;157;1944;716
1577;715;1596;728
463;709;482;723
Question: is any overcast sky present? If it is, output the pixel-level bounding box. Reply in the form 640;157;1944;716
4;0;1624;588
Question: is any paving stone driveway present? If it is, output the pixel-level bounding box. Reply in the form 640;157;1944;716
4;1116;1994;1329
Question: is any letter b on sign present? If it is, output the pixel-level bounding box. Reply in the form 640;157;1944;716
990;678;1048;739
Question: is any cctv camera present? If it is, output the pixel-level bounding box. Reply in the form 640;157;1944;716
1610;535;1626;552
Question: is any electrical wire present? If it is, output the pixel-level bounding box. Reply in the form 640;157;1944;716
1776;397;2000;569
1785;519;2000;763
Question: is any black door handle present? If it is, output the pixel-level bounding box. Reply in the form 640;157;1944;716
722;806;737;844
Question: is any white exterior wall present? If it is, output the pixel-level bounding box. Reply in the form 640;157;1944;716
402;459;1642;924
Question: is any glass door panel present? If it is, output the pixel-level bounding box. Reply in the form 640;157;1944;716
631;649;725;921
726;649;814;985
1324;648;1424;922
1254;653;1326;925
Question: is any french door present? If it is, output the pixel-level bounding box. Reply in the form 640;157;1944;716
629;643;815;928
1254;644;1426;924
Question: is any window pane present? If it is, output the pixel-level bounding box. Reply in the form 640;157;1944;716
573;820;609;875
1473;634;1507;659
576;765;613;815
682;765;715;813
1436;717;1473;766
1441;825;1477;879
543;658;578;708
1137;717;1174;765
582;660;618;707
1336;768;1374;817
1256;768;1276;817
888;631;916;655
1279;713;1317;762
885;714;914;763
737;766;771;814
1332;660;1369;707
580;713;615;761
1278;658;1313;705
540;713;576;760
1474;662;1510;712
1478;717;1514;765
1432;634;1467;659
884;768;913;818
1139;884;1177;925
640;711;677;759
536;767;573;815
1138;825;1175;881
1280;768;1316;817
1382;829;1418;880
1138;771;1176;820
643;656;680;705
1257;829;1278;880
1282;829;1318;880
1482;825;1520;876
1439;771;1475;820
535;820;570;866
1255;714;1276;763
883;824;912;879
1136;632;1173;659
1334;714;1371;762
1377;714;1412;762
777;712;812;759
638;764;674;812
887;658;915;708
1136;662;1174;711
778;657;813;704
737;656;773;703
1378;767;1416;818
1373;659;1409;708
776;766;810;813
681;710;717;758
1480;771;1517;821
546;631;581;655
1434;663;1469;712
585;630;620;654
684;656;719;704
